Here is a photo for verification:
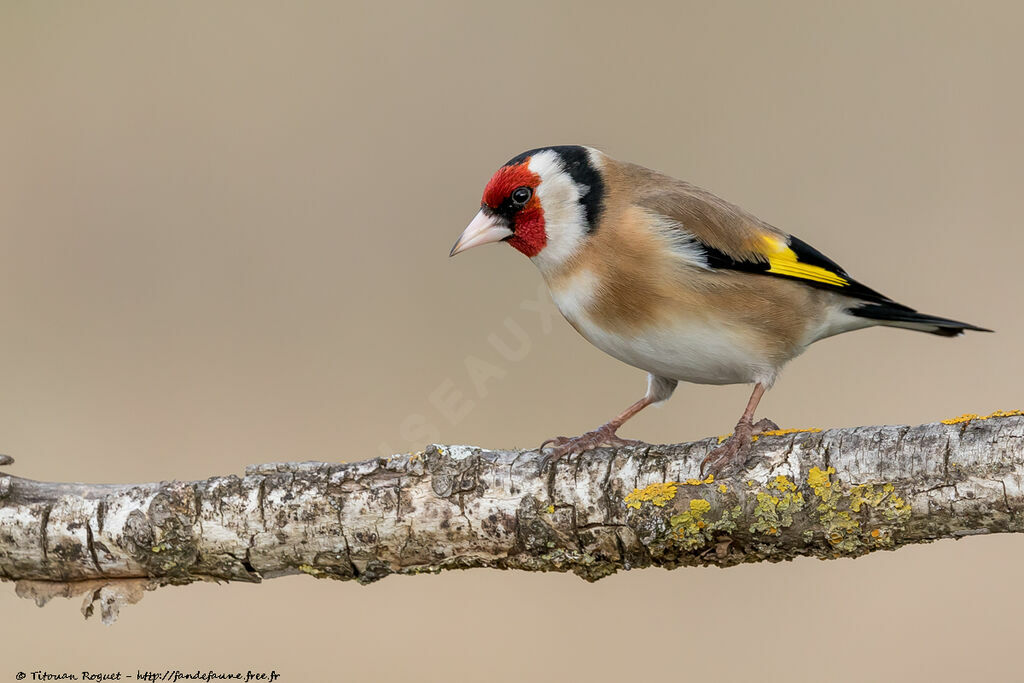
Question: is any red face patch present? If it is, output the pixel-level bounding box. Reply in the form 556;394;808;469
482;161;546;258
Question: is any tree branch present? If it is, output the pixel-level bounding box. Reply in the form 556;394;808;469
2;413;1022;622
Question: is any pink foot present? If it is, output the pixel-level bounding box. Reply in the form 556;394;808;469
538;424;644;470
699;417;779;478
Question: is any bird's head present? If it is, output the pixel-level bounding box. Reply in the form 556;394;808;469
450;145;605;274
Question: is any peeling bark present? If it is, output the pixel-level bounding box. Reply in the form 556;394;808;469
1;414;1023;622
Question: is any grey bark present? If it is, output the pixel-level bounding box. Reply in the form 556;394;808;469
1;414;1022;623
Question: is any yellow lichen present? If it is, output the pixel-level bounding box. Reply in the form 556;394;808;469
942;413;979;425
298;563;324;576
807;466;836;497
750;475;805;535
546;504;555;514
807;467;857;549
850;484;884;512
806;467;910;552
718;484;728;494
772;475;797;492
689;499;712;515
764;427;822;437
670;499;738;550
626;475;716;510
624;482;679;509
941;409;1023;425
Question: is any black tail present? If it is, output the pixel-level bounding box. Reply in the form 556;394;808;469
849;302;993;337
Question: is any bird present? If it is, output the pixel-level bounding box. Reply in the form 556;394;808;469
449;145;990;475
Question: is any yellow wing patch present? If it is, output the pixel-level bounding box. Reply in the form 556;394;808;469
758;236;849;287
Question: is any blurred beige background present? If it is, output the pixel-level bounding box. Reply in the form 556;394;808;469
1;1;1021;680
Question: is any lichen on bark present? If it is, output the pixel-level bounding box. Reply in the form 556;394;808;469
1;413;1022;622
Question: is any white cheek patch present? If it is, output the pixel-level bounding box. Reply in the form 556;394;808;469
527;150;590;275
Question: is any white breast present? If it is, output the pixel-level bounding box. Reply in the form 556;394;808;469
549;269;778;386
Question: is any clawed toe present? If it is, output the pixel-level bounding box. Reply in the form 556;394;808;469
537;435;572;471
700;424;756;478
700;442;737;479
538;427;643;471
699;416;783;477
538;435;571;450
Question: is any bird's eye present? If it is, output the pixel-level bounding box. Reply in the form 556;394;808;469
511;186;532;205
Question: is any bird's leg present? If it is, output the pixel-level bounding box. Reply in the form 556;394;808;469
539;395;654;469
699;383;775;478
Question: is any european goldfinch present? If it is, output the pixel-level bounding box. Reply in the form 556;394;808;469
449;146;990;474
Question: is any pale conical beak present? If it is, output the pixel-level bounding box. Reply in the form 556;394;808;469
449;210;513;257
